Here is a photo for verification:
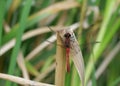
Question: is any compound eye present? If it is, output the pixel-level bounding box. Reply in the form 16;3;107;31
69;34;71;37
64;33;71;38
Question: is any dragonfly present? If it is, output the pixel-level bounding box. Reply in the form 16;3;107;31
48;27;71;72
58;29;85;86
48;27;85;86
64;32;71;72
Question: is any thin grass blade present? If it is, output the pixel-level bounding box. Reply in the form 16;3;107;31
0;0;6;47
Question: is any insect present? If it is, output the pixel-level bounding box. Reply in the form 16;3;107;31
47;27;71;72
55;28;85;86
64;32;71;72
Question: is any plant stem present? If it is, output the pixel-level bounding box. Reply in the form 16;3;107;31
55;33;66;86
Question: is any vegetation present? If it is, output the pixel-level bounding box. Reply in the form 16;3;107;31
0;0;120;86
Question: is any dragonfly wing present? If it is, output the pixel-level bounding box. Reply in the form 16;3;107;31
70;38;85;86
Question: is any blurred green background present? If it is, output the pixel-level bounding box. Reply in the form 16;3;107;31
0;0;120;86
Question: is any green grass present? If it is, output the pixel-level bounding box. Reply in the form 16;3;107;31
85;0;118;84
0;0;6;48
6;0;32;86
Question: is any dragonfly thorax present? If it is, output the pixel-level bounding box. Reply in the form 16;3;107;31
64;33;71;48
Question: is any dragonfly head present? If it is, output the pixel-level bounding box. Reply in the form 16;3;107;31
64;33;71;38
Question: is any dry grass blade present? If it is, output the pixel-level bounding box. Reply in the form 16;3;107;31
17;51;30;80
25;34;56;61
0;27;55;56
58;29;85;86
30;1;79;19
17;51;30;86
55;33;66;86
0;73;54;86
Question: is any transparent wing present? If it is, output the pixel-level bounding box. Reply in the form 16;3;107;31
70;34;85;86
